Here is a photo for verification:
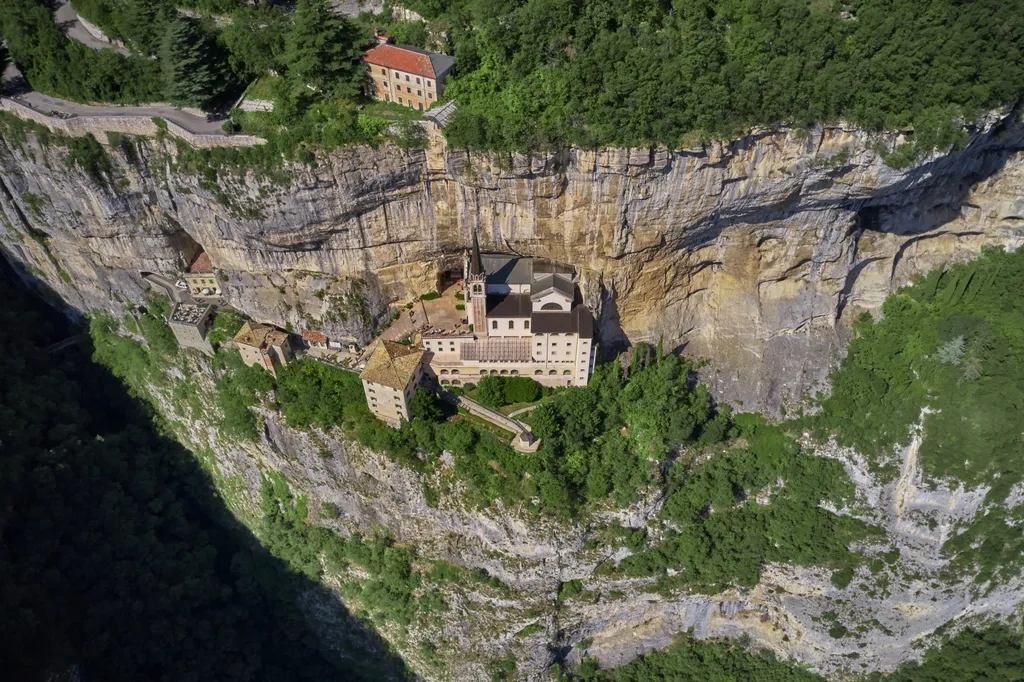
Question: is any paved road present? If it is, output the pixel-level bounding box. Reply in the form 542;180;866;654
142;272;193;304
12;91;229;136
1;4;227;137
55;1;131;55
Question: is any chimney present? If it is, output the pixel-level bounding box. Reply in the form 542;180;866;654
374;30;392;45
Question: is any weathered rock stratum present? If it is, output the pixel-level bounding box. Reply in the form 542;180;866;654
1;110;1023;410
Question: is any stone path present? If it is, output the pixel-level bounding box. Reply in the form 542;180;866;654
507;404;541;419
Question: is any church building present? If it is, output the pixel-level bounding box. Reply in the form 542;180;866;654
422;234;597;388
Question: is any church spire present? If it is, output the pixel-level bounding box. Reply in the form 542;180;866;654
470;228;484;277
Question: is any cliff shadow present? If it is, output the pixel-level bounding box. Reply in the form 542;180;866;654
0;264;410;682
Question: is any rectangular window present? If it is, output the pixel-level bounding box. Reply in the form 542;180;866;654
398;97;403;104
551;343;557;347
427;80;432;87
524;320;529;330
416;77;421;84
405;74;410;81
418;103;423;111
492;320;497;330
508;321;514;330
382;68;387;74
429;94;434;100
417;90;422;96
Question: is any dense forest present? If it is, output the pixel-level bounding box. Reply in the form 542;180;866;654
1;0;1022;161
0;275;407;680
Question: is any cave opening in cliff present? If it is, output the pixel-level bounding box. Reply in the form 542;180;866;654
169;229;205;273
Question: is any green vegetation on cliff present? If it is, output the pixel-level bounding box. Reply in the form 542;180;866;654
582;624;1024;682
811;247;1024;585
4;0;1020;165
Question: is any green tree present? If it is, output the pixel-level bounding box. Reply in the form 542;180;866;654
283;0;365;98
410;388;443;422
160;18;223;108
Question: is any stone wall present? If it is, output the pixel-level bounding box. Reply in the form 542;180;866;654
0;97;266;148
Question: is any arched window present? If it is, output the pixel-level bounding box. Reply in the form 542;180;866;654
541;302;563;311
510;370;518;375
562;370;571;375
451;380;461;386
500;370;509;375
548;370;557;376
549;333;559;337
441;379;450;385
451;369;460;375
440;369;449;375
534;370;542;375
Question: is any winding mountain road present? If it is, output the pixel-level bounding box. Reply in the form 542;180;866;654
55;1;130;55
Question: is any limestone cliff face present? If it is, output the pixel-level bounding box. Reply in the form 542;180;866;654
146;351;1024;681
1;112;1023;410
4;115;1024;679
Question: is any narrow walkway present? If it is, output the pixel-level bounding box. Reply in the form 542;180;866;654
439;390;540;452
507;404;540;419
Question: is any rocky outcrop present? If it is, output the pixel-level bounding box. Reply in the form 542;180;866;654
1;110;1022;409
148;350;1024;681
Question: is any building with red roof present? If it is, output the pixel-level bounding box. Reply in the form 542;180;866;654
183;249;223;298
363;40;455;112
301;330;329;348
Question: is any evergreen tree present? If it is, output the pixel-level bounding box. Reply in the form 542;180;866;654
121;0;173;55
283;0;364;98
160;18;222;109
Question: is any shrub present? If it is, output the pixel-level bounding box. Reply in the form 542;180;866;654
419;291;440;301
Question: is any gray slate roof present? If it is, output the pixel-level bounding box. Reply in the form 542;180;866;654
530;307;594;338
398;44;456;78
486;293;532;318
482;254;533;286
530;273;574;301
424;100;457;128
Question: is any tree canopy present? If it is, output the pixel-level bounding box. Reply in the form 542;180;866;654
410;0;1023;156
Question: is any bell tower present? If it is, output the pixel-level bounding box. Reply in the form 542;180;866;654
465;229;487;337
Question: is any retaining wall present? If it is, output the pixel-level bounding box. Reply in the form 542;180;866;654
0;98;265;148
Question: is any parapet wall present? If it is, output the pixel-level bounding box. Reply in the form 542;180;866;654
0;97;265;148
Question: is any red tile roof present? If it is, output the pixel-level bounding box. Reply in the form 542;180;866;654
188;251;213;273
364;44;436;78
302;330;328;344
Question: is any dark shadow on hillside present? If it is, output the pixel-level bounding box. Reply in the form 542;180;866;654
0;261;410;682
